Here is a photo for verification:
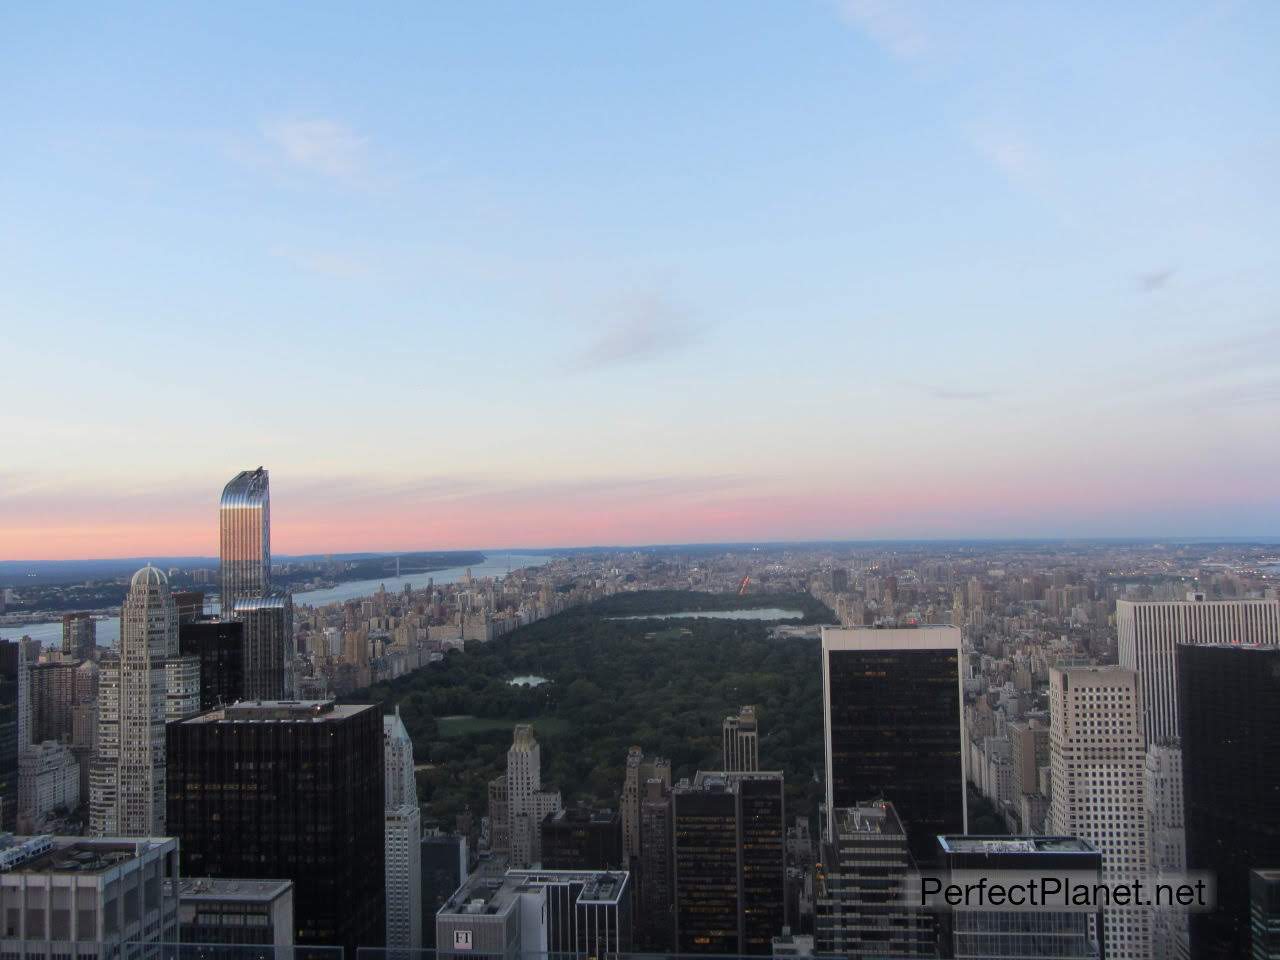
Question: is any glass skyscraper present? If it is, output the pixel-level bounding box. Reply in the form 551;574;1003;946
219;467;271;617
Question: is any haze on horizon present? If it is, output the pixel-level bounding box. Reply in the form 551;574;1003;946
3;2;1278;561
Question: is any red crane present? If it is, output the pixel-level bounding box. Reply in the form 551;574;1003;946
738;575;751;596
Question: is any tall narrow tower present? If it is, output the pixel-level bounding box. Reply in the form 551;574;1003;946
384;708;422;951
91;565;177;836
219;467;271;617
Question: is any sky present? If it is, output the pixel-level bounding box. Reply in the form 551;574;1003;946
2;1;1279;559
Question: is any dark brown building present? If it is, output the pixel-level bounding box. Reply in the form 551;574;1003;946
540;806;623;870
167;700;385;955
178;616;244;709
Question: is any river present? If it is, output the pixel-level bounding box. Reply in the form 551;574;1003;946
0;552;551;649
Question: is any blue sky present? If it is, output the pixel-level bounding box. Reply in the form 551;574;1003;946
2;1;1278;557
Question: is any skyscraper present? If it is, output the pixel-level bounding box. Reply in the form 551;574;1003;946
384;708;423;951
722;705;760;772
61;612;96;660
505;724;562;869
1048;665;1151;960
1145;741;1188;959
178;615;244;709
1116;594;1280;746
672;770;786;955
167;699;386;956
0;640;21;831
821;625;966;861
219;467;271;617
234;594;294;699
1178;643;1280;960
621;745;671;862
637;779;675;951
90;565;178;837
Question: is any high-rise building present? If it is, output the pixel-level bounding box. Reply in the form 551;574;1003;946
90;565;180;837
421;830;468;948
1048;665;1151;960
1116;594;1280;746
384;708;423;951
1145;741;1188;959
673;770;786;955
621;746;671;862
170;590;205;624
505;724;562;869
815;801;935;958
28;658;94;744
637;779;675;950
0;835;180;959
1178;643;1280;960
60;612;96;661
1252;870;1280;960
935;835;1103;960
540;807;623;871
178;615;245;709
167;699;385;956
821;625;966;861
0;640;24;831
234;594;294;700
723;705;760;772
219;467;272;617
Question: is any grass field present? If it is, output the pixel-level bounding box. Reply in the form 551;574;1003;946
436;715;570;739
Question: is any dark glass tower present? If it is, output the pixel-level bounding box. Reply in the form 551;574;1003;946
167;700;385;956
1178;643;1280;960
541;807;624;870
673;771;786;955
822;626;966;862
0;640;20;831
178;616;245;709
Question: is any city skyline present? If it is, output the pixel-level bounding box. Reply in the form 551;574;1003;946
4;1;1279;560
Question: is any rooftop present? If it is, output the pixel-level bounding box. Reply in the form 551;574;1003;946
938;836;1098;856
439;870;630;916
177;877;293;902
4;837;174;875
181;700;376;724
832;802;905;838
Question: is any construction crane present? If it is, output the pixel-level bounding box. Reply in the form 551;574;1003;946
738;575;751;596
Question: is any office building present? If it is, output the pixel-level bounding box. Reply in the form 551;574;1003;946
723;705;760;772
673;770;786;955
1048;665;1151;960
89;565;179;837
421;830;468;948
167;700;385;956
541;807;623;870
436;869;630;960
620;746;671;862
234;594;294;700
815;801;935;959
821;625;966;861
178;615;245;709
637;779;675;950
177;877;295;949
1252;870;1280;960
0;835;180;959
1116;594;1280;746
0;640;23;831
504;724;562;869
1007;718;1049;804
936;835;1103;959
384;709;423;951
219;467;272;617
170;590;205;624
60;613;96;661
16;741;79;832
1178;643;1280;959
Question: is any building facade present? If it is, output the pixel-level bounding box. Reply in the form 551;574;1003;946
1048;665;1151;960
540;808;623;871
1178;643;1280;960
177;877;295;949
60;613;96;661
89;565;179;837
234;594;294;700
620;746;671;862
821;625;966;861
178;615;244;709
1116;594;1280;746
0;640;22;831
384;709;423;951
505;724;562;869
167;699;386;956
673;770;786;955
